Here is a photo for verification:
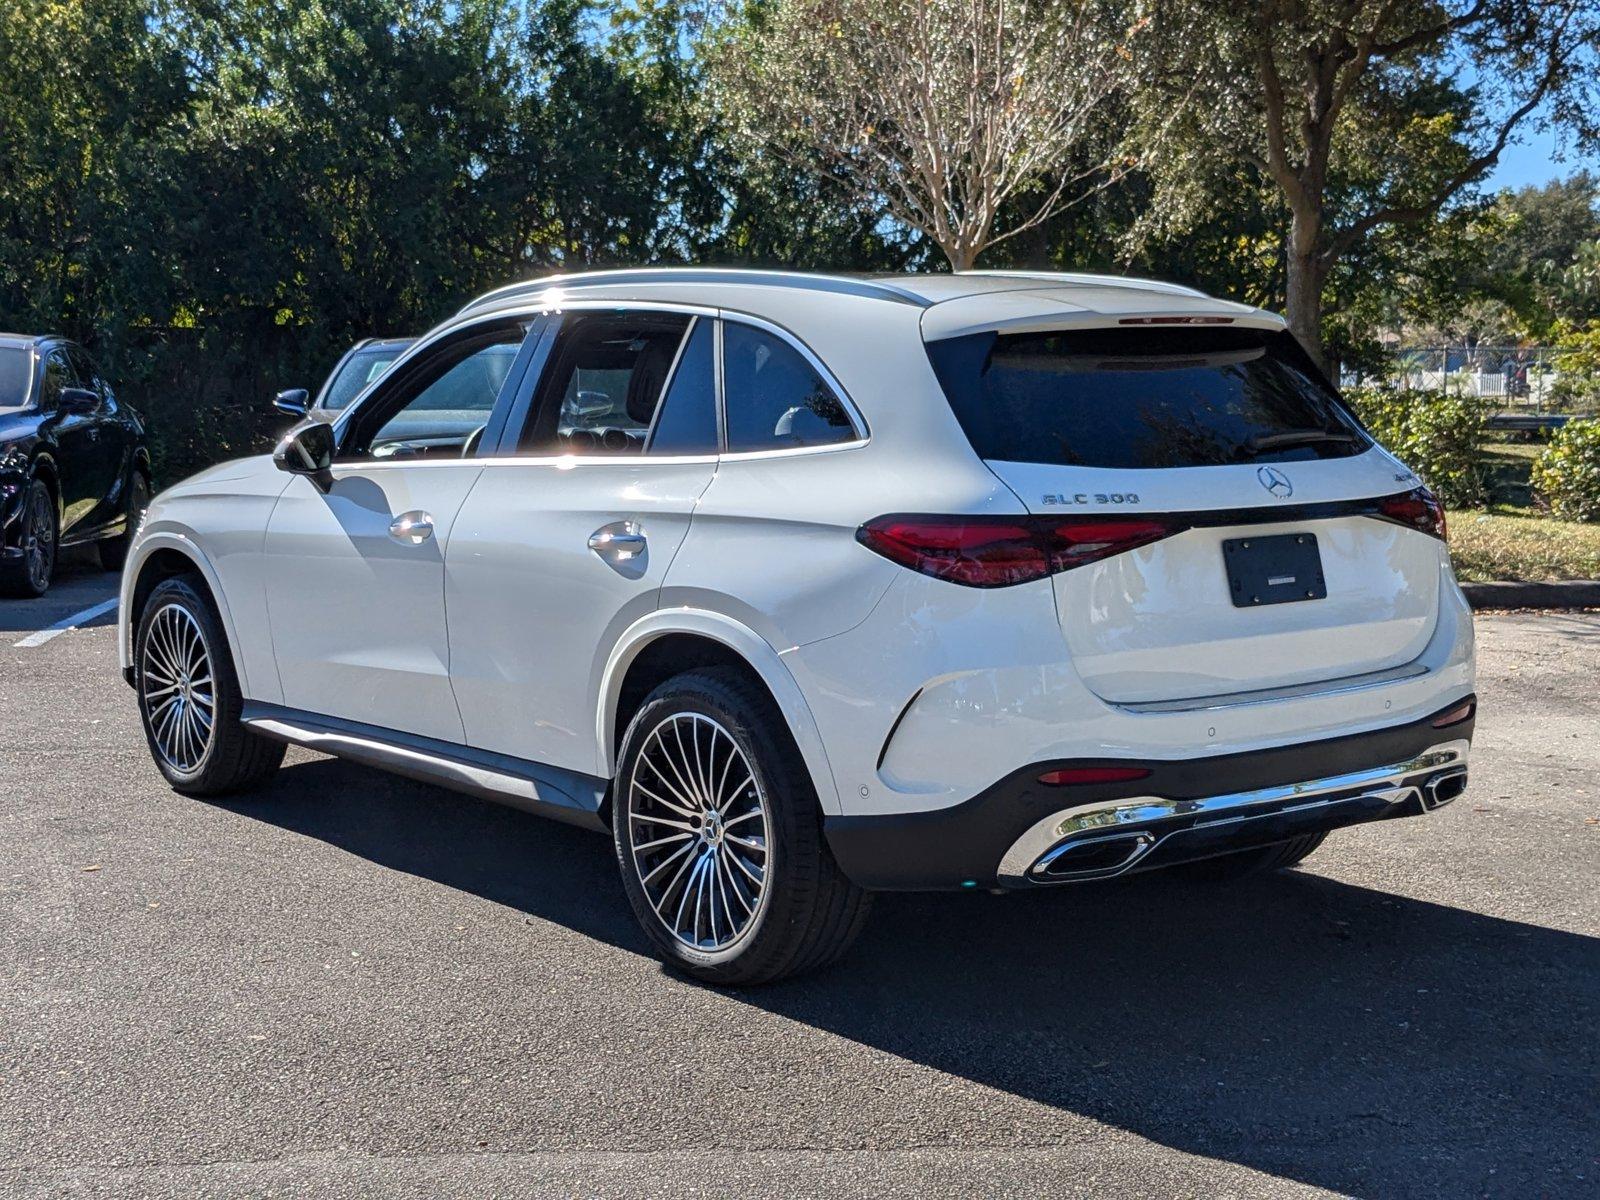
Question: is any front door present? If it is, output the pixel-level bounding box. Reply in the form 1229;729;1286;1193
260;319;534;742
446;308;720;776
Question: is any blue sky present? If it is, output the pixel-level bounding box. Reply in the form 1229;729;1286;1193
1486;122;1597;192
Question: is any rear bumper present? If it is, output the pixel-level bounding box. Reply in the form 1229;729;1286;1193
823;697;1474;890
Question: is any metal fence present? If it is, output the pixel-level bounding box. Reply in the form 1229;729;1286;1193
1342;346;1571;413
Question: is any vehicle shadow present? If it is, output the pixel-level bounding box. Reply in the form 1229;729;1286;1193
225;755;1600;1198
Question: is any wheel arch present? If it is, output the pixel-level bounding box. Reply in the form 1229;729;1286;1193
597;611;844;816
120;535;249;694
30;451;60;510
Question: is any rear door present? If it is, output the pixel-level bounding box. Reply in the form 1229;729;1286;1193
925;324;1444;704
445;306;720;777
67;346;129;533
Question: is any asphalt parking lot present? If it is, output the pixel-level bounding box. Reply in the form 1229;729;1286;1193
2;559;1596;1199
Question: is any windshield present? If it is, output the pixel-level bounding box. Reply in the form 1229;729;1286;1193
926;327;1368;470
0;347;33;410
318;344;409;411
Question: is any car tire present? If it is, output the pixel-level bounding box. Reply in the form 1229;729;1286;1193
1173;832;1327;881
613;667;871;986
135;576;284;796
0;477;57;598
99;471;150;572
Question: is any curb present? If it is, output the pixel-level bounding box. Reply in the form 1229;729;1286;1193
1460;580;1600;610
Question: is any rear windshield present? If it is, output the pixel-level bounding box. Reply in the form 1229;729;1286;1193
925;327;1368;469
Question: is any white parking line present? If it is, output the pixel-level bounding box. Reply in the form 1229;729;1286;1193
13;597;120;649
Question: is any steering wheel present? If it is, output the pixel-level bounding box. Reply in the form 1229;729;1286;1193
461;424;487;458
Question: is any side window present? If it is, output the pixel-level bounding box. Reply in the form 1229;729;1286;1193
722;323;855;453
647;318;718;456
343;325;527;461
39;351;73;412
68;348;108;408
520;311;692;456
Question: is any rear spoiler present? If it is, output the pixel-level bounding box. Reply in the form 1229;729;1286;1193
919;290;1286;342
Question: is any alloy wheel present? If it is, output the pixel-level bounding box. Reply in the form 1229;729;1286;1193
23;485;54;592
140;603;215;772
626;713;772;952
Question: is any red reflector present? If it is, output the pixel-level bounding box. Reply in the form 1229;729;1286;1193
857;515;1177;588
1118;316;1234;325
1376;487;1448;542
1431;700;1475;728
1038;766;1152;786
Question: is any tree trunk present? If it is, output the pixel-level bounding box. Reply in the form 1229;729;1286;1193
1284;206;1326;371
943;240;978;272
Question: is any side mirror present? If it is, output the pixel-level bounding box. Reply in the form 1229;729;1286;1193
274;388;310;417
59;387;100;415
273;422;336;492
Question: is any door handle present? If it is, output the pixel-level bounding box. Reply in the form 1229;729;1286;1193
389;511;435;544
588;521;646;559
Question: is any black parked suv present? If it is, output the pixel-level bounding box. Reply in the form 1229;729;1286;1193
0;333;149;597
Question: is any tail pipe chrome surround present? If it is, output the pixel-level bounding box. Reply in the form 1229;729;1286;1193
1422;766;1469;810
998;739;1470;887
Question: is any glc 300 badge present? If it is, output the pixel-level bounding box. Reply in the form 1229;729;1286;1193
1042;492;1141;506
1257;466;1294;499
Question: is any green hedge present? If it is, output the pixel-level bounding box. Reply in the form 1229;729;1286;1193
1346;387;1489;508
1532;419;1600;522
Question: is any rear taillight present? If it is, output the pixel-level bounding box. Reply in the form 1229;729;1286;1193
856;515;1174;588
1376;487;1447;541
1038;765;1152;786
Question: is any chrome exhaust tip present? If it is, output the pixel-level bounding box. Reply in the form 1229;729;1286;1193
1423;767;1468;810
1032;830;1155;881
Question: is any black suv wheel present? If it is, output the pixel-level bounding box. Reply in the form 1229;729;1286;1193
0;477;56;598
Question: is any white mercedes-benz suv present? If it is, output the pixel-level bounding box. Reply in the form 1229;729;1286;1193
119;269;1476;984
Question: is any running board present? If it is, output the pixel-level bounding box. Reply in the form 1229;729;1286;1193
240;703;608;831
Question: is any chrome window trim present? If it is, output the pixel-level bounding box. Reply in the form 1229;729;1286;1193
716;439;870;462
473;452;722;468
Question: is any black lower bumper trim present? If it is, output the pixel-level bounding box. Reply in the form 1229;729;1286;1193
824;697;1475;890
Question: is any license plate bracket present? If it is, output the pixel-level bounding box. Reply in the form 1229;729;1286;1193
1223;532;1326;607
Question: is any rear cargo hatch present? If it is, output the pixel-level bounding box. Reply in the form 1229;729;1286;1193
925;323;1444;705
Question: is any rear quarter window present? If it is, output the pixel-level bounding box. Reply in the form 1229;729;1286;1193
925;327;1368;469
723;323;857;452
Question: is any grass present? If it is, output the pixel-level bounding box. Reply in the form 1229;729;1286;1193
1441;433;1600;580
1447;508;1600;582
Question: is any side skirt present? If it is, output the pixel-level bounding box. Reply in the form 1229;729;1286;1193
240;702;610;832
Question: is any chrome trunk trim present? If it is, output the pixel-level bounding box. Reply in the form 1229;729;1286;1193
1113;662;1430;715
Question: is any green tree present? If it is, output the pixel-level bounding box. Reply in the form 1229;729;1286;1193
1137;0;1600;366
0;0;188;343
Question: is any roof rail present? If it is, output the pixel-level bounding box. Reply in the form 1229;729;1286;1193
456;267;930;316
957;270;1210;299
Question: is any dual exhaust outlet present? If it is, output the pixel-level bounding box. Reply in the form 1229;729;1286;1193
1031;765;1469;883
